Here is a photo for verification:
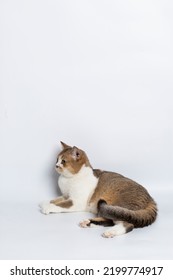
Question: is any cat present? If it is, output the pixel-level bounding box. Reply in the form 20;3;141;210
39;142;157;238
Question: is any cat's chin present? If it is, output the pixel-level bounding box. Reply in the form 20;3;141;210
57;169;70;176
55;167;62;174
58;169;75;178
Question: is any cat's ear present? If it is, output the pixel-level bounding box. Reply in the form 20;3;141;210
60;141;71;150
71;146;81;160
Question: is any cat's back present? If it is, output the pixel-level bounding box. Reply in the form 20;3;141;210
94;169;138;188
94;169;125;183
91;169;154;210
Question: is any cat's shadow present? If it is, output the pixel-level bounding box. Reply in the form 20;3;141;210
50;165;61;197
48;147;62;197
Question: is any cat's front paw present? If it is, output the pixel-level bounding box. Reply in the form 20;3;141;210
39;201;57;215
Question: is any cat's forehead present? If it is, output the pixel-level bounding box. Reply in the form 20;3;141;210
58;148;72;158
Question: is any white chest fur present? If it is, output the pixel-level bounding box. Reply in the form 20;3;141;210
58;165;98;211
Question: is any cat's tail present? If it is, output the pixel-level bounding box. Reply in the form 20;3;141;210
98;200;158;228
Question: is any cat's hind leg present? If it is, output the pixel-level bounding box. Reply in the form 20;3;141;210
79;217;114;228
102;221;134;238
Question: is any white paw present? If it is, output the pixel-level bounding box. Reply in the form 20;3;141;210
40;202;52;215
79;219;91;228
39;201;59;215
102;223;126;238
39;201;48;209
102;230;116;238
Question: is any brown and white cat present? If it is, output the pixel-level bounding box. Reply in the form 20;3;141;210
40;142;157;238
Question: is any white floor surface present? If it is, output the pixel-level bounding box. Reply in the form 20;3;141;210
0;189;172;260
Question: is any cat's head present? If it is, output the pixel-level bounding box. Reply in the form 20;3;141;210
55;142;91;177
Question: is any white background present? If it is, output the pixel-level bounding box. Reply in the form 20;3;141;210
0;0;173;260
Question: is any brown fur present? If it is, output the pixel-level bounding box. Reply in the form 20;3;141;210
89;171;157;228
55;199;73;208
56;144;91;175
50;197;73;208
50;197;64;204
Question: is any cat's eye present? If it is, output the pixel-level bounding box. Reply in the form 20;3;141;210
61;159;66;165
